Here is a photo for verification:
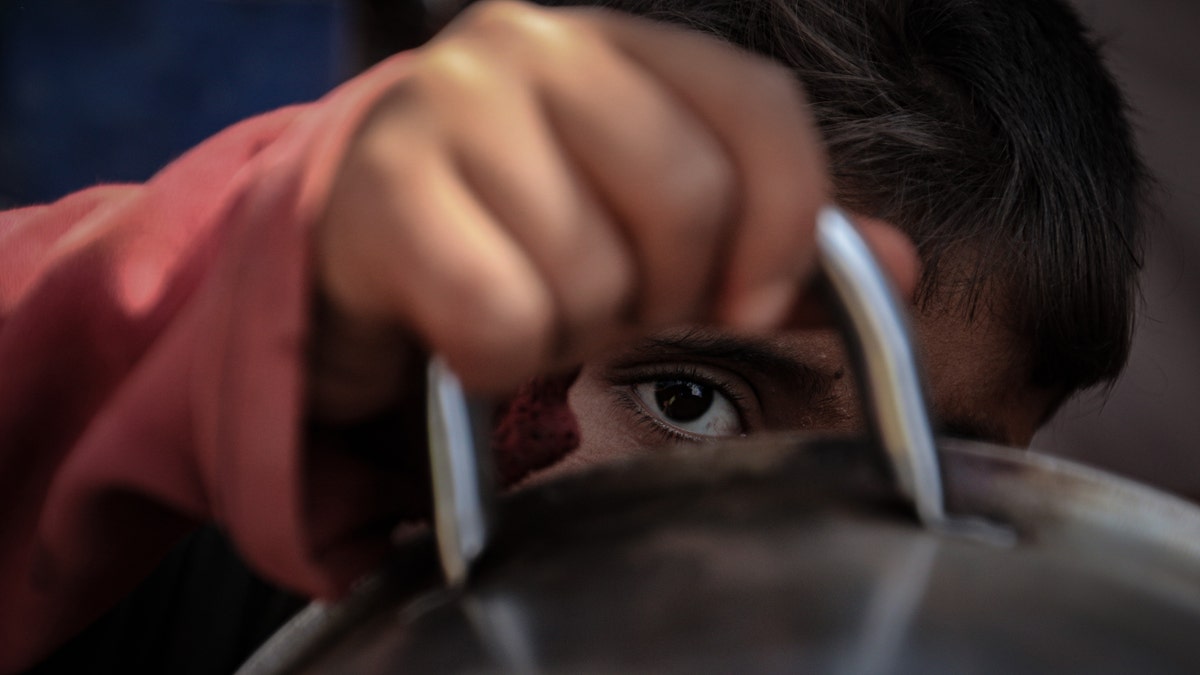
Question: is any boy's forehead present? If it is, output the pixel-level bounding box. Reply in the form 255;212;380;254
911;304;1058;446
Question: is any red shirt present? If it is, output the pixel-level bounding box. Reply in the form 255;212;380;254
0;52;578;672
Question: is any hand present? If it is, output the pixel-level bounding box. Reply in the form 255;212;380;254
310;0;919;422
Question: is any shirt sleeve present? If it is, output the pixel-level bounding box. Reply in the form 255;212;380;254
0;53;421;672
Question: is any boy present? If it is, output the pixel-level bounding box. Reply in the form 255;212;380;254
0;0;1144;670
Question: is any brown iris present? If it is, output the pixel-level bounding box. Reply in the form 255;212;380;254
653;380;713;423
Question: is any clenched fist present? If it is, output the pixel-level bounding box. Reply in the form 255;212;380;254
310;0;918;422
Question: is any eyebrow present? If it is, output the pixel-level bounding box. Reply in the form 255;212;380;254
621;328;838;402
616;328;1014;444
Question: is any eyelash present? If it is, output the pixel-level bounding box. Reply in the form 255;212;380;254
609;364;750;444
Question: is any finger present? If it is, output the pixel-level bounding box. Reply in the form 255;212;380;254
320;127;558;392
786;218;922;327
541;51;736;326
427;33;640;363
581;9;831;329
454;1;735;327
397;172;558;391
856;217;921;300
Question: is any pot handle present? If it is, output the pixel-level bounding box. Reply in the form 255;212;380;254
425;206;946;586
426;356;497;586
814;208;945;526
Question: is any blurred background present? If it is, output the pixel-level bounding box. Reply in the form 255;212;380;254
0;0;351;208
1;0;1196;496
1034;0;1200;501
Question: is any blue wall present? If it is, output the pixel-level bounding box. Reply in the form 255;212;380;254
0;0;350;206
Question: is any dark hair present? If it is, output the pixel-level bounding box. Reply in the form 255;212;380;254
361;0;1148;395
562;0;1147;394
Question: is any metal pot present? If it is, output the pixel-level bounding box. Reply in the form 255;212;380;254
238;209;1200;674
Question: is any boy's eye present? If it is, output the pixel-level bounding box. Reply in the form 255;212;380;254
633;379;742;437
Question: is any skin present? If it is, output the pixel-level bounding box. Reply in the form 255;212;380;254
527;290;1061;483
310;1;919;427
309;1;1053;481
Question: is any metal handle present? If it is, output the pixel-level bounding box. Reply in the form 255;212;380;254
426;357;496;586
815;207;945;526
426;206;947;585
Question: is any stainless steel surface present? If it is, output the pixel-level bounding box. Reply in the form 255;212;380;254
263;436;1200;674
816;207;944;526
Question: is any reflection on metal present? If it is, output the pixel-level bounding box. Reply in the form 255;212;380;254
233;573;391;675
233;601;332;675
816;207;946;526
464;592;542;674
834;536;939;675
426;357;496;586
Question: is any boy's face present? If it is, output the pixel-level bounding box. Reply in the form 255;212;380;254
533;296;1059;481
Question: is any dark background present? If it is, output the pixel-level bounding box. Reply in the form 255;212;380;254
0;0;350;207
1;0;1196;496
1034;0;1200;500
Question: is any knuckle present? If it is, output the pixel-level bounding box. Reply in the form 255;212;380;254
460;0;575;52
459;0;533;29
415;39;499;99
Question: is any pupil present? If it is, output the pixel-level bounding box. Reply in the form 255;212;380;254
653;380;713;422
